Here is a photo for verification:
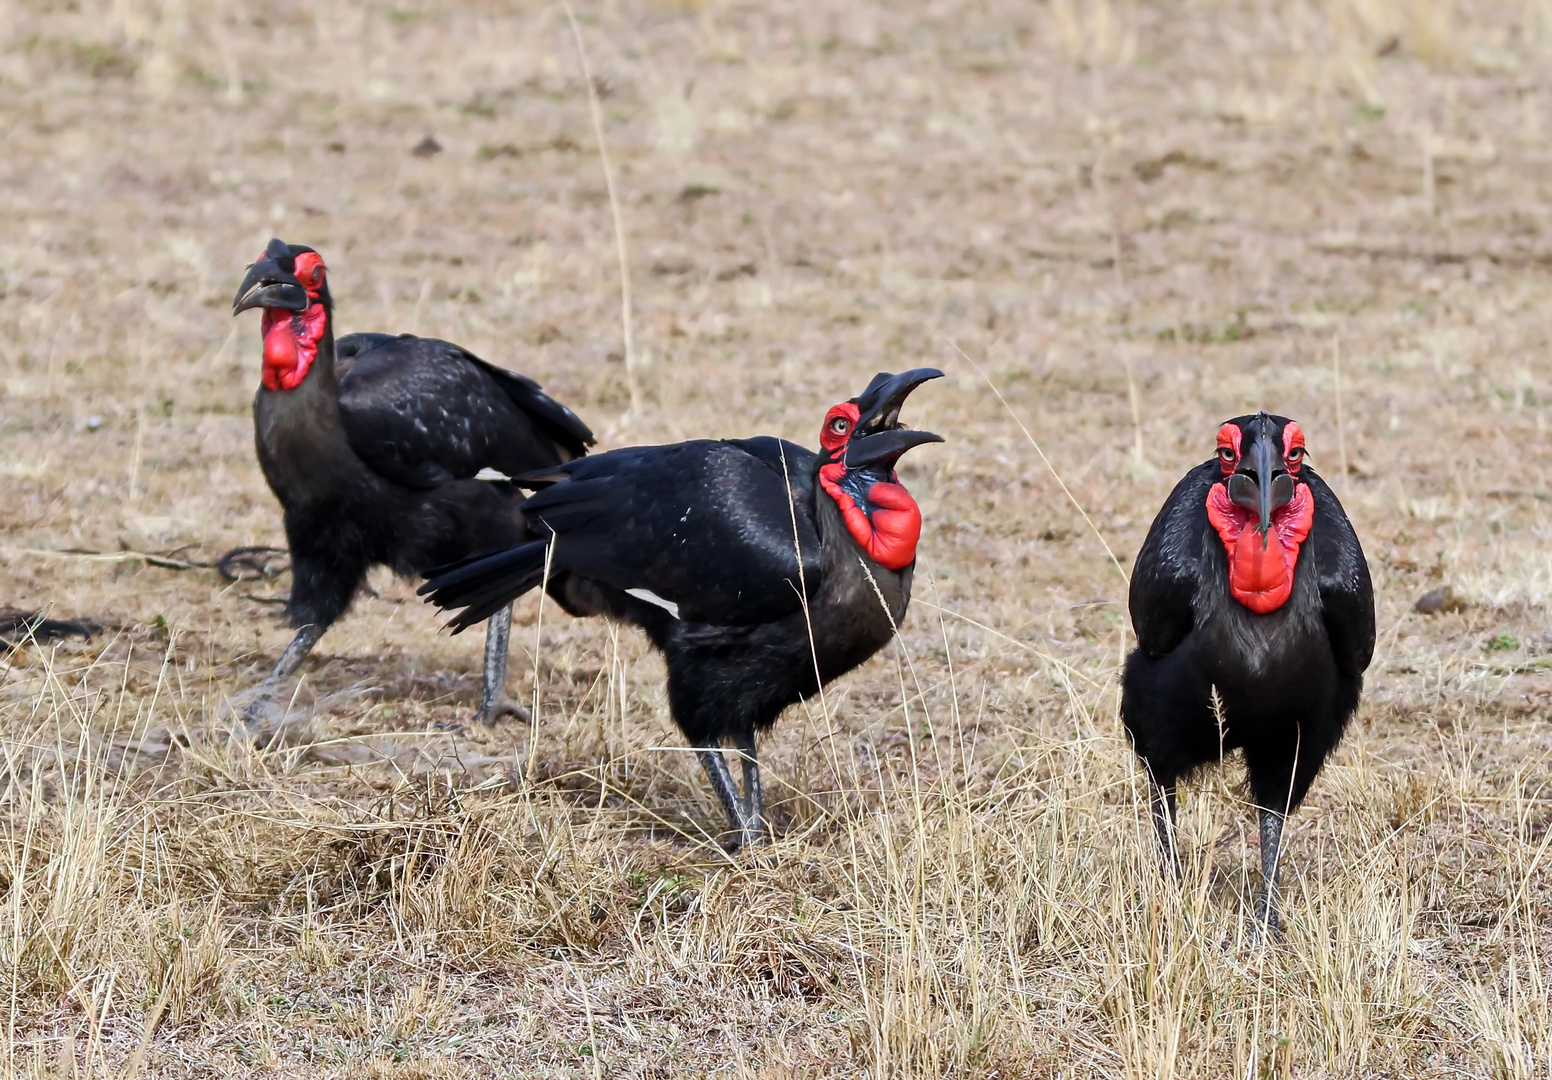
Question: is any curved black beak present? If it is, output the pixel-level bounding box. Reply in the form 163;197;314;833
1227;417;1293;547
845;427;945;470
232;238;308;315
851;368;944;434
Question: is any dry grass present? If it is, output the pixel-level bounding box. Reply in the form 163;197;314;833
3;0;1552;1075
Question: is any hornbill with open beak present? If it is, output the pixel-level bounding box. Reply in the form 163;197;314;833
1122;412;1374;935
419;370;944;848
231;238;594;726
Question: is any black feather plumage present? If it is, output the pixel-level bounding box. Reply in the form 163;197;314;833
232;239;593;726
420;369;946;846
1122;413;1374;933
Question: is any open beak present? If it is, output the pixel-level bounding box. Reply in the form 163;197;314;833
232;238;308;315
1227;420;1293;546
845;427;945;470
851;368;944;432
843;367;945;469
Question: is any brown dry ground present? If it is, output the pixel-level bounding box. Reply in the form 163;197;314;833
2;0;1551;1076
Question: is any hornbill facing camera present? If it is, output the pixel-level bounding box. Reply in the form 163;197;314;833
231;238;594;726
420;370;945;848
1122;413;1374;935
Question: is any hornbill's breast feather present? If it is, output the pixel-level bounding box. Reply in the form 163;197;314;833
1129;463;1373;674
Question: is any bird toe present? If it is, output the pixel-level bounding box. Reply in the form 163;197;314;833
475;694;533;727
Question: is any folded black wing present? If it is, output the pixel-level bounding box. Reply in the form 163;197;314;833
335;333;593;489
1129;462;1215;659
1304;469;1376;677
523;439;823;625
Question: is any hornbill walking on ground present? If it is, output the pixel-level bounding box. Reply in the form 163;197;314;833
419;370;945;848
230;238;594;726
1122;412;1374;935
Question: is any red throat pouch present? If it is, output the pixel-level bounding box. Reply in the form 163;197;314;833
261;304;328;391
1205;482;1314;613
818;464;923;571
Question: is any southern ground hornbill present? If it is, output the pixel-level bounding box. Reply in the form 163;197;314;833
420;369;944;848
1122;412;1374;934
230;238;594;726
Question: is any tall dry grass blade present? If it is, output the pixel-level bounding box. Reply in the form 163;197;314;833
563;0;639;420
925;324;1131;589
1333;335;1349;484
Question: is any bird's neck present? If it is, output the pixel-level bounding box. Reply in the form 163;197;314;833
809;492;912;672
253;309;358;507
815;461;923;571
260;303;334;393
1205;481;1314;614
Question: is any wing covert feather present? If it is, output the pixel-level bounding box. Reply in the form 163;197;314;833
523;440;823;624
1129;463;1216;658
1304;469;1376;676
335;334;589;488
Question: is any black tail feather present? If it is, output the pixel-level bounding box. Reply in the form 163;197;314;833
419;540;553;633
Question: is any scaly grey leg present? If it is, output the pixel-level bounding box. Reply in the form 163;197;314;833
242;622;326;728
697;748;749;843
733;733;767;848
474;604;531;725
1254;807;1285;941
1150;778;1182;882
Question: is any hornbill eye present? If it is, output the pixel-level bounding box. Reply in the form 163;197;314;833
1286;446;1305;465
830;417;851;436
1217;447;1237;464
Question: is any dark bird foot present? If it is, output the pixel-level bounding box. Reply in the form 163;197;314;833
237;695;285;735
474;692;533;727
224;686;313;745
735;819;769;853
1249;908;1284;947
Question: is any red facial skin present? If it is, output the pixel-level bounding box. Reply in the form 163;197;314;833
292;252;325;298
818;403;860;454
258;251;329;392
1282;420;1306;470
1206;421;1314;614
1215;422;1243;473
815;402;924;571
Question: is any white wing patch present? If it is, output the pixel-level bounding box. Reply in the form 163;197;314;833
625;588;681;619
474;467;511;481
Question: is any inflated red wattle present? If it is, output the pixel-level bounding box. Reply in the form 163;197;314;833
859;480;923;569
260;304;328;391
1205;482;1314;613
818;464;923;570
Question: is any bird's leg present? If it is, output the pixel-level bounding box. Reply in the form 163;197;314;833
732;733;767;848
696;748;751;844
1149;778;1182;882
474;604;532;725
241;622;325;728
1254;806;1286;941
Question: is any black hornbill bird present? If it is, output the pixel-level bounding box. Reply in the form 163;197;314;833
230;238;594;726
1122;412;1374;935
419;370;945;848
